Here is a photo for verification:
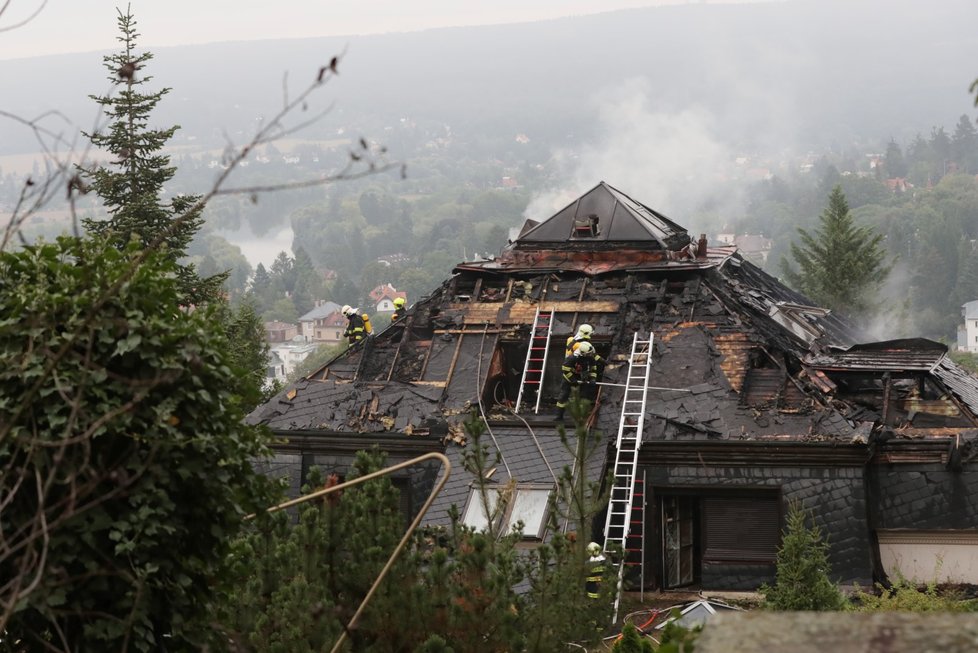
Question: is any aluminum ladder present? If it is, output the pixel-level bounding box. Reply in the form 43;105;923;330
602;331;653;621
515;307;553;414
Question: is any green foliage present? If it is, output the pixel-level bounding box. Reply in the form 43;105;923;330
781;185;890;321
655;616;702;653
216;405;612;651
853;574;978;613
612;623;655;653
0;236;274;651
949;351;978;375
218;298;271;410
760;502;845;611
78;8;222;305
219;450;411;651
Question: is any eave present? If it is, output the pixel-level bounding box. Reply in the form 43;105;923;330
638;440;871;467
269;430;446;455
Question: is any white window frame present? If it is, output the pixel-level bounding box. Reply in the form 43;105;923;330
461;484;553;540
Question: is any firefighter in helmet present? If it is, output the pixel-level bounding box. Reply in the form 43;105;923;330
341;305;372;344
586;541;606;599
390;297;407;323
555;340;598;421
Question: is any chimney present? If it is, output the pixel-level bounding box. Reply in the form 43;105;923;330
696;234;708;258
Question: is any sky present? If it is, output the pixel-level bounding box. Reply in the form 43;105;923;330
0;0;764;60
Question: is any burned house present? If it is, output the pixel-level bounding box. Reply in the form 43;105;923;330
248;181;978;591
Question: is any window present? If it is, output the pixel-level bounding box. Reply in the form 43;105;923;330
571;214;600;238
461;485;553;540
702;496;780;563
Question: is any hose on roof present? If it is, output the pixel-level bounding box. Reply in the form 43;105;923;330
477;322;511;478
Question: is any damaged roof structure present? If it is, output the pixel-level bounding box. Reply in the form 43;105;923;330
249;181;978;591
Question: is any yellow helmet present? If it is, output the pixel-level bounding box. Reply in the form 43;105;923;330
393;297;406;308
577;324;593;338
575;341;594;357
587;542;601;556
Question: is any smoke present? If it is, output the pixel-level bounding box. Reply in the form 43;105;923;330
863;260;916;341
523;78;741;232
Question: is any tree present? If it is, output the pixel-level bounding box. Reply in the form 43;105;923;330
219;298;272;411
951;114;978;174
883;139;907;178
760;502;845;611
216;402;612;651
0;237;274;650
78;8;224;304
781;185;890;321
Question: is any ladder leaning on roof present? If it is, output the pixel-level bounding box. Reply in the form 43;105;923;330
602;331;654;622
515;307;553;414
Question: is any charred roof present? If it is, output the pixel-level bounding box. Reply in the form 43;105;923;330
249;183;978;504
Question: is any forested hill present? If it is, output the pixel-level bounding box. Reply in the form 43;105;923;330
2;0;977;155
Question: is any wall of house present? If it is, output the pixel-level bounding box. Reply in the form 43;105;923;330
870;463;978;531
643;463;874;590
869;462;978;582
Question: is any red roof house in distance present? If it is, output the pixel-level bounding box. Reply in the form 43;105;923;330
369;283;407;313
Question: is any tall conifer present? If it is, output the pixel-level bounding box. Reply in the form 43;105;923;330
79;8;223;303
781;185;890;321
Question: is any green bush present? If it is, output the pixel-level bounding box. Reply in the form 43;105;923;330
0;237;274;650
853;574;978;612
760;502;845;611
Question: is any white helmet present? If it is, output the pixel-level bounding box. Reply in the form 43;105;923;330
574;341;594;357
587;541;601;556
341;304;353;316
577;324;593;338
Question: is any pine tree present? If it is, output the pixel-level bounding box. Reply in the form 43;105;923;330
781;185;890;321
79;8;223;304
951;114;978;174
761;503;845;611
883;139;908;178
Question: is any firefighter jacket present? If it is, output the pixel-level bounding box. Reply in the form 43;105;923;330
344;313;369;343
390;307;406;323
561;353;598;384
586;553;606;599
565;335;604;363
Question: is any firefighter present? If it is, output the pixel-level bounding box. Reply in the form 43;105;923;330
586;541;606;599
555;340;598;421
565;323;594;356
565;324;604;376
341;305;372;344
390;296;407;323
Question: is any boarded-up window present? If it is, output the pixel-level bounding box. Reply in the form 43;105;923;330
702;496;780;563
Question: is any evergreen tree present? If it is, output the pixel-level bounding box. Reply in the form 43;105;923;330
761;503;845;611
883;139;908;178
78;8;223;304
270;251;297;295
219;299;271;411
929;126;952;181
781;185;890;321
951;114;978;173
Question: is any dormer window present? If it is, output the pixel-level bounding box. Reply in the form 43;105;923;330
572;214;600;238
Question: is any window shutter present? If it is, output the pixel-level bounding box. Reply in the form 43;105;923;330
703;496;780;563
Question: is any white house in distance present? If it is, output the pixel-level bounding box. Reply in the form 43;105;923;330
368;283;407;314
266;338;320;385
958;300;978;352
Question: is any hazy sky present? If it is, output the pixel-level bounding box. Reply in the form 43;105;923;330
0;0;765;60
